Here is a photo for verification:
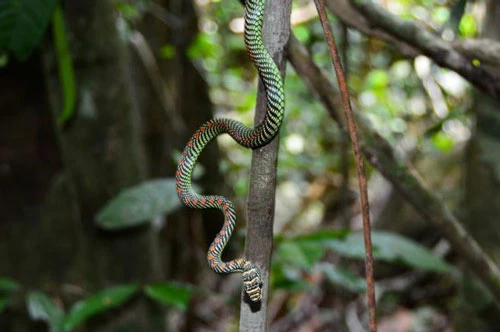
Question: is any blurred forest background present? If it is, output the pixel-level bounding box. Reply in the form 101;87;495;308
1;0;500;331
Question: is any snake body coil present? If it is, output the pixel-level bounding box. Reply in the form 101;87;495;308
175;0;284;302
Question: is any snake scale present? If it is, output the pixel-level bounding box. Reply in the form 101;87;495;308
175;0;284;302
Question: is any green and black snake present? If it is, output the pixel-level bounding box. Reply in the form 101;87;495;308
175;0;284;302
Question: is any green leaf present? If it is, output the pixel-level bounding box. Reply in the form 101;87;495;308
27;292;65;332
64;284;139;331
187;32;217;60
159;44;176;59
274;241;325;269
459;272;493;311
274;230;348;269
0;0;58;60
271;268;310;291
52;4;76;126
0;278;20;315
0;277;21;292
431;131;454;152
95;179;181;230
433;7;450;24
293;25;310;43
114;3;140;21
366;70;389;90
0;294;9;314
289;229;349;242
317;263;366;293
144;282;194;310
0;52;8;67
459;13;477;38
328;231;452;273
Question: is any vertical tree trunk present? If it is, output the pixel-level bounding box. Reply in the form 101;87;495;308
0;54;63;332
43;1;161;330
239;0;291;330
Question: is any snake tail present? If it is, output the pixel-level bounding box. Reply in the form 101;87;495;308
175;0;284;302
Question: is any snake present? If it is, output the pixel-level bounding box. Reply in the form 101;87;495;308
175;0;284;302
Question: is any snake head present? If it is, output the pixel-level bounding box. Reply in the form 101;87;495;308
242;263;263;302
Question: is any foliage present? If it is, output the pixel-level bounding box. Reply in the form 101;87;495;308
95;179;183;230
317;263;367;293
0;0;484;329
0;1;76;124
27;292;65;332
0;0;57;60
3;280;194;331
63;284;140;331
144;282;195;311
26;285;140;332
0;277;21;314
329;231;452;273
52;4;76;126
272;230;452;292
0;277;21;292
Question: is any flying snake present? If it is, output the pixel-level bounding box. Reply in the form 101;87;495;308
175;0;285;302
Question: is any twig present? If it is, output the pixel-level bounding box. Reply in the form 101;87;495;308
313;1;377;331
148;3;184;29
286;31;500;309
339;21;351;228
129;31;185;134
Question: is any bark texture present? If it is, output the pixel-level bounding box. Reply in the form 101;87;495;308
239;0;291;331
42;1;160;330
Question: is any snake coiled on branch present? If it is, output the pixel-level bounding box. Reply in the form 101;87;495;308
175;0;284;302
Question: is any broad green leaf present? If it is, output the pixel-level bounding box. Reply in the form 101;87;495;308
95;179;181;230
317;263;366;293
144;282;194;310
27;292;64;332
273;229;348;269
52;4;76;126
275;231;451;274
64;284;139;331
273;241;324;269
0;277;21;292
0;0;57;60
327;231;452;273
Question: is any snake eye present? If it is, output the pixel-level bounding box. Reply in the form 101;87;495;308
259;281;263;288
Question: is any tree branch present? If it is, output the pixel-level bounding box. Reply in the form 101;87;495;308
286;32;500;308
325;0;418;57
239;0;291;330
345;0;500;102
452;38;500;66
